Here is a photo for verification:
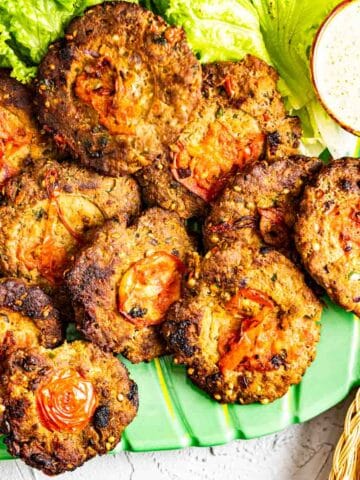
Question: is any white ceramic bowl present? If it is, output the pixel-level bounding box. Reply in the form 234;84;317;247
311;0;360;136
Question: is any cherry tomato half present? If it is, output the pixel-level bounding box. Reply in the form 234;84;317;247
118;251;186;327
171;117;264;202
218;288;277;373
36;369;97;433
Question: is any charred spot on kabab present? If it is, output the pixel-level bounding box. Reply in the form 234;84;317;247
66;208;197;363
127;381;139;408
1;341;138;475
35;2;202;176
93;405;110;429
164;319;196;358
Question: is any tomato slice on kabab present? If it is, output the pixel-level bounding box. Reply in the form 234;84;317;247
171;112;264;202
36;369;97;433
74;55;150;137
16;168;86;286
218;288;279;373
118;251;186;327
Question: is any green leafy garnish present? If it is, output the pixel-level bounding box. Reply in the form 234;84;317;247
149;0;269;63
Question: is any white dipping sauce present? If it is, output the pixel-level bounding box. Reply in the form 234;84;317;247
312;0;360;135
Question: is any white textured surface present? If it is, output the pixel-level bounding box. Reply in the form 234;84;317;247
0;390;355;480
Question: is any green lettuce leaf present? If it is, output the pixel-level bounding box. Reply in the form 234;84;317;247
0;0;137;83
144;0;270;63
252;0;338;110
0;23;36;83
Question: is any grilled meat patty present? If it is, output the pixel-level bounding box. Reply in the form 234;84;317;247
202;55;302;159
0;158;140;314
295;158;360;316
0;70;54;184
35;2;202;176
162;240;322;404
1;340;138;475
66;207;198;362
204;156;322;253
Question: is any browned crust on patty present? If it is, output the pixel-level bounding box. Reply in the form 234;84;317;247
202;55;302;159
135;152;208;220
162;241;322;404
0;157;140;292
204;156;322;252
0;70;54;184
66;208;197;362
1;340;138;475
0;278;64;432
295;158;360;316
0;278;63;352
35;2;202;176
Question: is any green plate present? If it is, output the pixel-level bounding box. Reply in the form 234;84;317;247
0;298;359;458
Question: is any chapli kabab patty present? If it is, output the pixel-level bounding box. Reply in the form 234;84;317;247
0;70;53;185
162;240;322;404
0;278;63;431
1;340;138;475
204;156;322;252
67;208;197;363
295;158;360;316
202;55;302;160
35;2;202;176
136;55;302;220
0;158;140;292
